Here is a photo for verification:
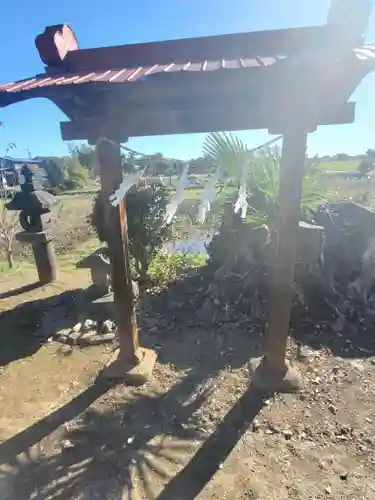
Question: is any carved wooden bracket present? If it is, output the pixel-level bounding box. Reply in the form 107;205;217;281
35;24;78;67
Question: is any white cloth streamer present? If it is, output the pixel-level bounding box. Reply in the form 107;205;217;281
197;168;221;224
234;184;248;219
165;163;190;224
109;166;148;207
234;162;248;219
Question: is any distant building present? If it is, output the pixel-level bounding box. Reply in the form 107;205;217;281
0;156;48;188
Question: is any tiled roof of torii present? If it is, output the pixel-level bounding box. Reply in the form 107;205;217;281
0;20;375;105
1;22;375;140
1;45;375;98
0;56;286;93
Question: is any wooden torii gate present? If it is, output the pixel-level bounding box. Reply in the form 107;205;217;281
1;0;374;389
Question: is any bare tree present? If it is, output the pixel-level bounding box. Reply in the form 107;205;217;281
0;197;18;269
0;140;18;269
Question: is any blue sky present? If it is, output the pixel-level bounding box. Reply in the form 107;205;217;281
0;0;375;159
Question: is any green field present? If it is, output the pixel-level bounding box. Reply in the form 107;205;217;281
318;160;360;172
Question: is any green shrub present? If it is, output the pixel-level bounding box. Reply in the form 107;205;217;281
65;157;89;189
148;251;207;284
91;183;171;282
357;160;374;176
42;158;67;187
202;132;329;310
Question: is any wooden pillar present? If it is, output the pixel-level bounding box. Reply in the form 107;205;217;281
96;138;156;383
251;130;308;392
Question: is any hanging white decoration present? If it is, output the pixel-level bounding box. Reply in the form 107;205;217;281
104;134;283;218
164;162;190;224
109;165;148;207
197;168;221;224
234;185;248;219
234;161;249;219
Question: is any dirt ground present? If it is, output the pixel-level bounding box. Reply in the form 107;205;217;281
0;266;375;500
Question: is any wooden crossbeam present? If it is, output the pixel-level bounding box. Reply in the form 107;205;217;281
60;101;356;141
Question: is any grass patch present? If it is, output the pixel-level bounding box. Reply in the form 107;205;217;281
182;187;203;201
148;251;207;284
57;237;100;269
318;161;360;172
0;259;35;279
0;236;100;280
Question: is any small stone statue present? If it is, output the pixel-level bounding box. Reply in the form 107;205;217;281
77;246;140;299
76;247;112;296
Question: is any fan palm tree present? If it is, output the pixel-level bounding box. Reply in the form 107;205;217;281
202;131;250;180
202;132;327;230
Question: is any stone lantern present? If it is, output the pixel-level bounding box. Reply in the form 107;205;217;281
6;163;58;284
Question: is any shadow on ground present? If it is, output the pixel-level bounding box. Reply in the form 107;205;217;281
143;269;375;362
290;298;375;359
0;269;261;372
2;262;375;373
3;269;375;496
0;288;91;367
0;270;269;499
0;282;42;300
138;270;263;373
0;371;267;500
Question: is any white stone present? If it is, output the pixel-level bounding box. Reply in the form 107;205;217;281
102;320;114;333
57;328;71;337
72;322;82;333
61;439;75;450
83;319;96;332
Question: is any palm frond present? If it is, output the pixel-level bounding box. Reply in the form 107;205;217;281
245;146;328;229
202;132;327;230
202;132;249;178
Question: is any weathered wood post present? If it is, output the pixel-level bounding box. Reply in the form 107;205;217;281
96;137;156;384
251;131;307;392
250;0;373;393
